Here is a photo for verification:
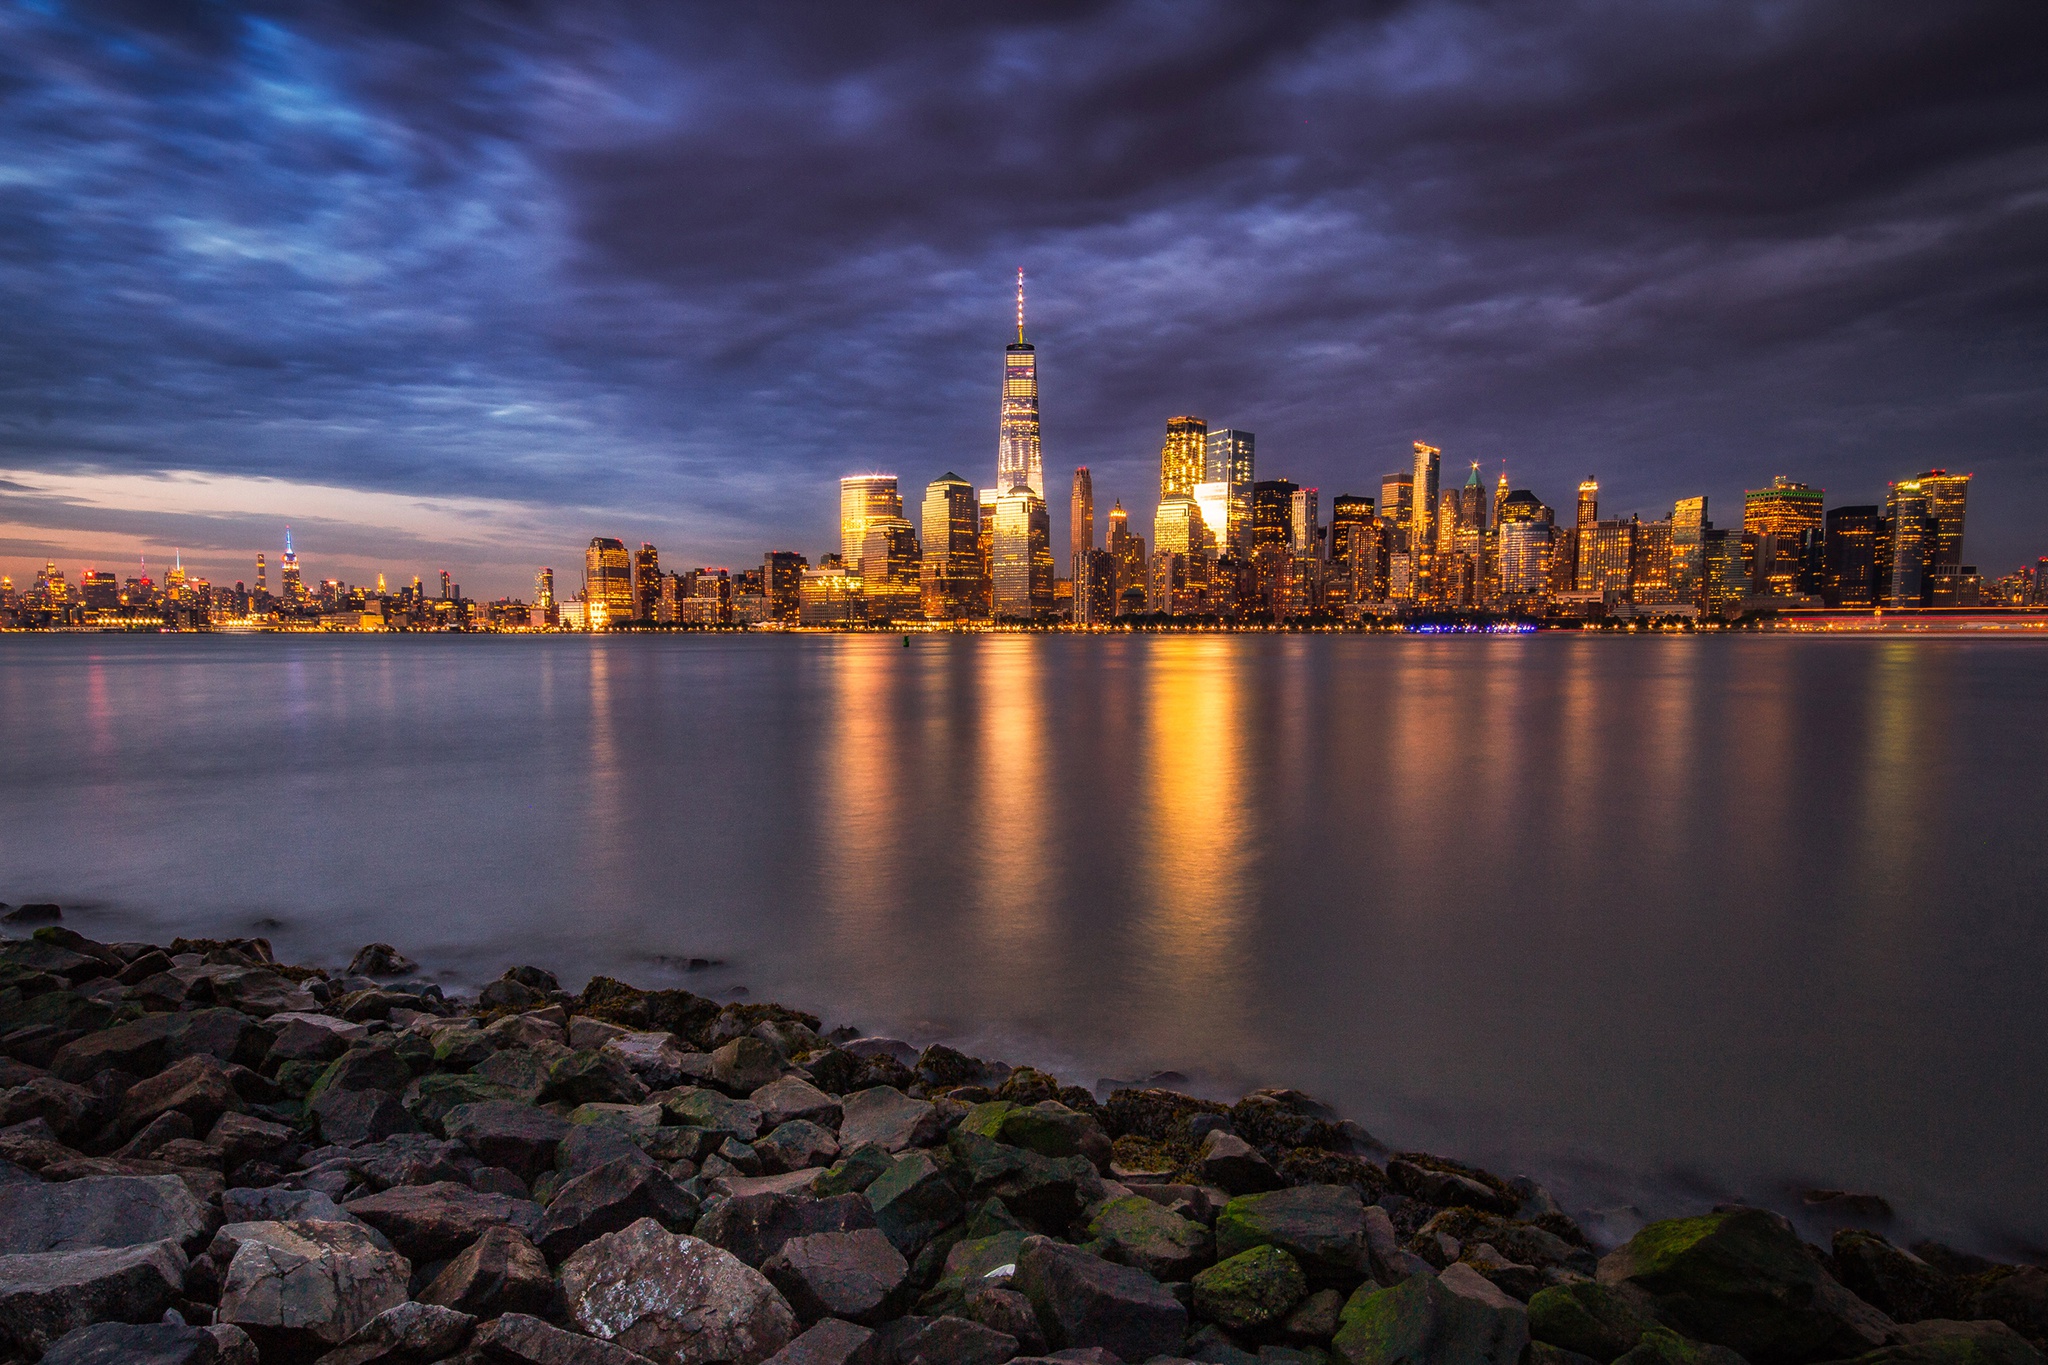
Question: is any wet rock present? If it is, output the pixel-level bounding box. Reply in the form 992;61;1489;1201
0;1238;189;1356
1598;1208;1892;1365
36;1320;221;1365
1831;1231;1950;1323
1194;1131;1284;1196
948;1129;1102;1229
314;1300;474;1365
755;1076;845;1131
224;1186;362;1226
757;1120;842;1174
0;1174;217;1255
541;1050;651;1107
867;1151;965;1258
471;1311;657;1365
313;1088;419;1146
1962;1268;2048;1348
760;1317;879;1365
1837;1319;2048;1365
1410;1210;1594;1280
813;1144;895;1198
1194;1244;1309;1332
444;1101;572;1182
1387;1161;1518;1217
118;1053;246;1137
536;1154;700;1261
1215;1185;1370;1281
344;946;419;980
659;1087;767;1144
996;1102;1112;1170
603;1032;696;1091
839;1088;943;1154
1332;1269;1530;1365
1528;1280;1664;1362
0;1075;98;1142
1277;1149;1389;1204
1012;1234;1188;1363
697;1191;878;1268
212;1219;410;1354
419;1223;556;1318
712;1038;793;1097
560;1217;798;1364
1101;1088;1229;1143
1083;1194;1214;1281
890;1313;1019;1364
209;1112;294;1173
764;1228;909;1325
343;1182;543;1263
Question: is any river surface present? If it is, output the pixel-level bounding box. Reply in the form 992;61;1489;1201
2;633;2043;1252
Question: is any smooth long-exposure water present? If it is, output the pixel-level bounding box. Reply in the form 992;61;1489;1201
2;633;2044;1251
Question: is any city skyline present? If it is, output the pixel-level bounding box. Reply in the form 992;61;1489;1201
1;5;2044;599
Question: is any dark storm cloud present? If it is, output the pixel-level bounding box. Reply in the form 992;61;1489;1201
0;0;2042;593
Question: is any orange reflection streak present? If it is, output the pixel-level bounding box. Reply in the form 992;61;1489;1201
1637;639;1699;863
1857;642;1931;907
821;639;904;942
1552;639;1599;858
971;638;1051;994
1131;638;1250;1057
583;640;627;880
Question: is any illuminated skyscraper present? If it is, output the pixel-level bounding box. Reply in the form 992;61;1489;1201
1158;416;1207;501
764;551;806;623
534;567;555;609
1916;469;1971;604
1107;500;1145;615
440;570;453;601
1070;467;1094;574
1410;442;1441;598
993;485;1053;618
998;270;1043;498
1824;506;1878;607
1635;518;1676;604
921;473;981;619
255;553;266;598
860;517;920;620
1576;479;1599;529
1670;496;1708;607
584;537;632;626
1380;472;1414;558
978;488;998;617
1251;480;1295;551
1493;467;1509;543
1743;476;1824;596
1581;518;1639;600
1328;495;1375;605
280;528;303;602
1290;487;1320;556
633;544;660;621
840;475;901;573
1881;480;1934;607
1204;428;1255;553
1193;482;1231;555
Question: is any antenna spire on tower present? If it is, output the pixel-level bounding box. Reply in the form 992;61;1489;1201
1015;268;1026;344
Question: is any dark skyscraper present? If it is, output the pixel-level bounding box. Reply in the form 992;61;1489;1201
764;550;806;623
998;270;1042;498
1070;466;1093;576
633;543;660;621
1824;506;1879;607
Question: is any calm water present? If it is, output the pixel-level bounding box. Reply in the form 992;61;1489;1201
2;634;2044;1251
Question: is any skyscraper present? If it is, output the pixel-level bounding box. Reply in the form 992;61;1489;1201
1204;428;1255;553
1289;487;1320;556
1251;480;1296;551
764;551;807;623
1380;473;1414;554
1410;442;1441;596
840;475;901;573
1107;500;1145;615
1070;467;1094;575
584;537;632;626
1824;506;1878;607
633;543;660;621
1670;496;1709;607
1881;479;1934;607
1916;470;1971;604
255;553;266;599
921;473;981;620
1743;476;1824;596
998;270;1042;498
860;516;921;621
1158;416;1207;501
280;528;302;602
1576;478;1599;530
534;567;554;609
993;485;1053;618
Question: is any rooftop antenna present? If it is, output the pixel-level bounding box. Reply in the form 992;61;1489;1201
1015;268;1026;344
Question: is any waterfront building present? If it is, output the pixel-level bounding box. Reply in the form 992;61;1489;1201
1107;501;1146;615
1824;506;1879;607
1290;487;1321;557
1670;497;1708;607
977;489;998;616
1204;428;1255;553
1153;495;1210;589
1701;527;1742;617
1499;519;1554;601
1635;518;1676;604
81;570;118;613
584;537;632;627
1193;482;1232;557
1410;443;1441;598
765;551;806;623
860;516;921;621
1251;481;1296;553
1159;416;1207;501
633;543;660;622
999;270;1043;498
799;563;864;624
1076;547;1116;625
1916;470;1972;604
1581;517;1639;600
1743;476;1825;597
1881;479;1935;607
1070;467;1094;578
1327;495;1375;605
920;473;982;620
993;485;1053;619
840;474;901;573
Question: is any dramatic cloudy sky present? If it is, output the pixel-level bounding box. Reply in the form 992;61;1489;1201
2;1;2043;596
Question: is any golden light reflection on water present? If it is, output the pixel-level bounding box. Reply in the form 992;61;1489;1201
821;640;905;944
1132;638;1251;1057
583;641;627;880
1857;643;1939;911
971;638;1052;999
1638;642;1699;865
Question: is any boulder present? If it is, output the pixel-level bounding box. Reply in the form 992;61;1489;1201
1960;1267;2048;1346
1610;1326;1755;1365
541;1050;651;1108
697;1192;878;1268
1215;1185;1370;1280
1598;1209;1893;1364
118;1054;245;1136
1529;1281;1666;1362
813;1144;895;1198
838;1088;942;1154
536;1154;700;1261
313;1300;474;1365
405;1073;520;1132
263;1015;368;1068
0;1238;188;1355
760;1317;880;1365
212;1219;411;1353
1332;1269;1530;1365
309;1045;416;1103
443;1101;572;1181
1387;1161;1518;1217
659;1088;767;1144
603;1033;696;1091
350;1133;476;1191
997;1103;1111;1169
0;1174;217;1255
757;1120;842;1174
1193;1131;1283;1195
1193;1244;1309;1332
764;1228;909;1325
947;1129;1102;1229
712;1038;791;1096
0;1076;99;1142
1834;1319;2048;1365
36;1320;221;1365
554;1122;653;1183
222;1187;360;1227
887;1313;1019;1364
312;1088;418;1146
419;1224;557;1318
925;1231;1031;1309
1012;1234;1188;1364
1831;1232;1951;1323
51;1009;265;1083
209;1112;294;1173
560;1217;798;1364
1084;1194;1213;1281
867;1151;965;1257
471;1311;658;1365
342;1181;543;1262
755;1077;845;1131
346;945;418;978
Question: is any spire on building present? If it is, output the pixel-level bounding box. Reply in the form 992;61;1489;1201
1015;268;1026;344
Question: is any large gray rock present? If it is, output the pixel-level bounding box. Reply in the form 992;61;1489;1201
753;1077;844;1131
1082;1194;1212;1281
1192;1130;1283;1195
0;1238;188;1356
212;1219;412;1353
760;1317;878;1365
1012;1234;1188;1363
37;1320;221;1365
711;1038;790;1096
756;1121;841;1175
536;1154;700;1261
222;1187;360;1227
1333;1269;1530;1365
696;1191;877;1268
343;1181;543;1262
602;1032;695;1091
444;1101;572;1181
117;1054;245;1137
472;1311;657;1364
50;1009;269;1083
658;1088;766;1144
867;1151;964;1258
1214;1184;1370;1280
1598;1208;1893;1365
311;1300;475;1365
763;1228;908;1325
0;1174;217;1255
560;1217;798;1364
312;1089;419;1146
419;1224;556;1318
887;1314;1019;1365
837;1088;941;1153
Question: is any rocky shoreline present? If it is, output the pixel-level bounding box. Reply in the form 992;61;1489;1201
0;923;2041;1365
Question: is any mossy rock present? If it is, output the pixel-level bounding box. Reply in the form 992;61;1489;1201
1103;1086;1228;1142
1195;1243;1309;1332
271;1058;331;1100
1280;1148;1389;1202
1216;1185;1369;1280
404;1072;521;1133
814;1141;895;1196
1837;1321;2048;1365
957;1100;1018;1140
1087;1194;1214;1281
1333;1270;1529;1365
1613;1327;1750;1365
1529;1281;1664;1363
1111;1132;1193;1175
